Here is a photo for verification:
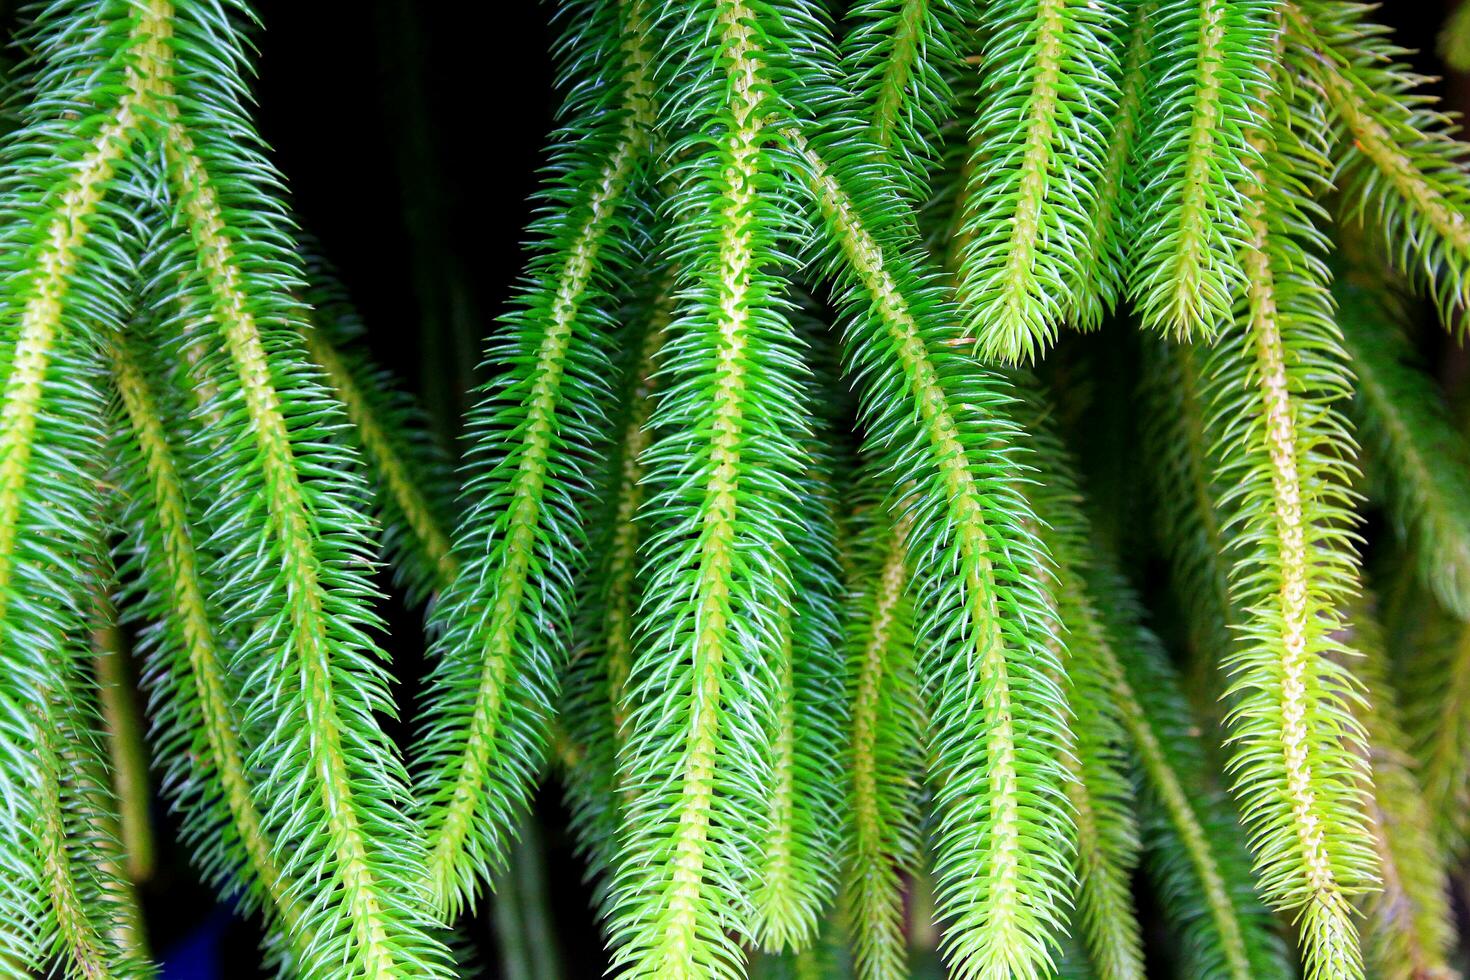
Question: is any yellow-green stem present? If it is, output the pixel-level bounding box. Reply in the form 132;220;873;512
304;328;458;588
847;515;913;980
868;0;929;152
162;110;404;970
1239;174;1349;918
651;5;771;965
91;587;154;887
421;8;655;905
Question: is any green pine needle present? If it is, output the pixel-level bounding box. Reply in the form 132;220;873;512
1338;272;1470;622
840;481;924;980
1014;384;1144;980
795;124;1073;979
559;274;672;893
1089;566;1293;980
1292;0;1470;329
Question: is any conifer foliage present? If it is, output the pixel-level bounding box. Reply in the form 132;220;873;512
5;1;1470;979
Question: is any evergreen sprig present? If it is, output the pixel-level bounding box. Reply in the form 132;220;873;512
410;0;657;920
796;124;1073;979
1205;46;1374;977
839;480;924;980
953;0;1124;362
558;273;672;893
1014;385;1145;980
838;0;966;201
1126;0;1274;339
604;3;829;973
1345;600;1459;980
1291;1;1470;328
1089;567;1292;980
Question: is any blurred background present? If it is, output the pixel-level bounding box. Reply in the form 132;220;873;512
1;1;1465;976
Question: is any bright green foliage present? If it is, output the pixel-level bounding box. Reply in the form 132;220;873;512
300;258;460;608
1127;0;1274;339
151;48;454;980
107;320;311;970
839;0;967;200
410;0;657;920
1073;2;1156;332
1346;600;1460;980
0;6;155;973
1293;1;1470;328
1015;386;1144;980
1204;51;1374;978
1089;568;1292;980
1338;274;1470;622
839;479;924;980
1055;607;1141;980
605;2;825;974
112;238;464;970
954;0;1124;362
558;276;671;891
750;452;848;952
12;1;1470;978
0;0;456;973
797;126;1074;980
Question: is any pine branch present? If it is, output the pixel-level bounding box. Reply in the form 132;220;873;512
139;3;453;970
1290;1;1470;328
1072;1;1156;331
1206;47;1374;977
838;0;967;201
1127;0;1274;338
0;4;170;973
955;0;1125;362
1087;566;1292;980
1013;384;1144;980
410;0;658;917
559;271;671;892
106;323;313;967
841;482;924;980
792;122;1072;978
605;3;826;973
